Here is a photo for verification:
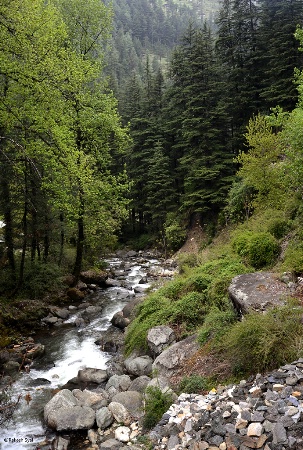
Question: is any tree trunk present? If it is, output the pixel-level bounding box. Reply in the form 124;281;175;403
73;195;85;282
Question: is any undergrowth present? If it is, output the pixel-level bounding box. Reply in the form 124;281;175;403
124;255;248;355
215;300;303;376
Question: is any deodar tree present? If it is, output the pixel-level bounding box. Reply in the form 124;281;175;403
0;0;129;294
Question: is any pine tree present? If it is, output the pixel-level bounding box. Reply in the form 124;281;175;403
258;0;303;111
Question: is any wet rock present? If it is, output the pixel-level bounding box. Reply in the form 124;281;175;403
78;368;108;385
3;360;20;373
110;311;130;330
81;305;102;320
80;269;108;286
105;278;121;287
66;288;85;301
147;325;176;356
50;308;70;320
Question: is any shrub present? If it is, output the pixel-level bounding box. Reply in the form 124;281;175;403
267;218;290;239
143;386;174;430
177;253;198;273
281;241;303;273
21;261;64;299
216;301;303;376
232;231;279;268
198;307;238;346
178;375;213;394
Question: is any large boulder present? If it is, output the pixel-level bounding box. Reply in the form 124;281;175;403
72;389;108;410
112;391;144;419
152;335;199;378
147;325;176;356
129;375;151;393
122;297;143;320
105;374;132;393
44;389;95;431
96;406;114;429
108;401;132;425
228;272;292;314
80;269;108;286
111;311;130;330
124;355;153;377
78;368;108;385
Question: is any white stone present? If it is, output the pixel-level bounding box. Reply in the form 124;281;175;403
247;422;263;437
115;426;130;443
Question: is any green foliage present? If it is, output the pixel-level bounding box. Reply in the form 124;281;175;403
198;306;238;346
267;218;290;240
125;254;247;355
224;179;256;223
143;386;174;430
177;253;199;273
21;262;64;299
164;219;186;252
281;241;303;274
232;231;279;269
178;375;213;394
217;302;303;376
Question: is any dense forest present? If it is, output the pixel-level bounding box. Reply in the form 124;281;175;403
118;0;303;249
1;0;303;296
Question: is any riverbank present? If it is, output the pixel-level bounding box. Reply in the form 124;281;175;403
0;251;177;449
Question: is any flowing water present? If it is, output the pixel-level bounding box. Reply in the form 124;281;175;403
0;253;170;450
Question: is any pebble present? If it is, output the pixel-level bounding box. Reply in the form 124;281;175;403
149;359;303;449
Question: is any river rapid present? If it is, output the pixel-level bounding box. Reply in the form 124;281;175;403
0;252;175;450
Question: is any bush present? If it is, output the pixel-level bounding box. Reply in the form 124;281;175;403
178;375;213;394
281;241;303;273
216;301;303;376
21;261;64;299
232;231;279;268
198;307;238;346
267;218;290;239
125;255;248;355
143;386;174;430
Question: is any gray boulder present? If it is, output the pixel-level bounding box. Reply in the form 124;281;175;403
105;374;132;392
228;272;290;314
147;325;176;356
122;297;143;319
108;401;131;425
96;406;114;429
124;354;153;377
129;375;151;393
72;389;108;409
44;389;95;431
111;311;130;330
152;335;199;377
112;391;144;419
78;368;108;384
100;438;126;449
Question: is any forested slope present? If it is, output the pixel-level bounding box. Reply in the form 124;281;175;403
119;0;303;251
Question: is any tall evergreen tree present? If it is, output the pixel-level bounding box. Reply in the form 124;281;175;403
166;24;234;221
258;0;303;111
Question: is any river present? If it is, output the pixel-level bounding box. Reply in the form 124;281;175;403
0;252;174;450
